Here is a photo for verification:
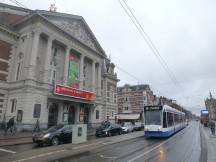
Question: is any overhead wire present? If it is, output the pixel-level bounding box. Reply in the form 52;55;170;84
118;0;182;89
8;0;28;8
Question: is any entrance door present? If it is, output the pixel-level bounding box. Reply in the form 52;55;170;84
48;103;58;127
68;106;75;124
83;108;89;124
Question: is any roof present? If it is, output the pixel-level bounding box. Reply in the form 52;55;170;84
0;3;106;57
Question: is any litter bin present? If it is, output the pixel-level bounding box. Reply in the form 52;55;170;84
72;124;87;144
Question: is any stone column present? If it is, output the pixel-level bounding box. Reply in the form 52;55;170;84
63;47;70;85
92;60;96;92
79;55;85;90
28;30;40;79
97;63;101;96
43;36;53;83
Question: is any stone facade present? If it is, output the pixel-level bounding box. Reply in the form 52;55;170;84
0;3;118;131
205;92;216;120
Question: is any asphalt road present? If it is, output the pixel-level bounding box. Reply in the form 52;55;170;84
53;121;201;162
0;122;201;162
0;134;96;157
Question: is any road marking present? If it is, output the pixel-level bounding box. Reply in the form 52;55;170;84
11;141;102;162
73;141;102;149
100;154;117;159
127;129;186;162
0;148;16;154
12;150;66;162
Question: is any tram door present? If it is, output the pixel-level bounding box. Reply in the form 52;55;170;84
68;106;75;124
48;103;58;127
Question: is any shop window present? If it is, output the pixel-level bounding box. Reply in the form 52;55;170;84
10;99;17;113
96;110;99;119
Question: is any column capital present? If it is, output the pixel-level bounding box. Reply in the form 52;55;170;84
47;35;53;41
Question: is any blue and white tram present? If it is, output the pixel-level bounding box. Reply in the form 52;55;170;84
144;105;186;137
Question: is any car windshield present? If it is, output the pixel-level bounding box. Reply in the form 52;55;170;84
135;123;141;126
101;122;111;129
145;110;161;125
47;125;65;132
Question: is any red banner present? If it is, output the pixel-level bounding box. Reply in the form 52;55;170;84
55;84;96;101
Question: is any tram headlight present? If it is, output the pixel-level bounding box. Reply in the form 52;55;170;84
158;127;162;131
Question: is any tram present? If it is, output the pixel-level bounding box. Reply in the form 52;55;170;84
144;105;186;137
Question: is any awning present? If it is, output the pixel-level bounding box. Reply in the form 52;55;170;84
118;113;140;120
48;94;95;105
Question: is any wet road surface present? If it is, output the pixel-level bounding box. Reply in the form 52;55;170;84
0;122;201;162
55;121;200;162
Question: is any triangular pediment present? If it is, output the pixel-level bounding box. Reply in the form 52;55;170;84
40;12;105;55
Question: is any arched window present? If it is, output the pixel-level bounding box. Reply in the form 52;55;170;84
16;53;23;81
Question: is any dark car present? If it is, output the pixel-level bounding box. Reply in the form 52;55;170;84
133;122;144;131
96;123;122;137
33;124;72;146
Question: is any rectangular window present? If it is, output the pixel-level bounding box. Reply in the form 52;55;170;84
125;107;128;111
10;99;16;113
0;93;5;97
0;99;4;102
96;110;99;119
111;111;114;117
163;112;167;128
16;62;21;81
0;105;3;108
33;104;41;118
17;110;23;122
101;81;103;89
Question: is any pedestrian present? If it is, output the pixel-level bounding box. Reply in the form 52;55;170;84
4;116;15;136
209;121;215;135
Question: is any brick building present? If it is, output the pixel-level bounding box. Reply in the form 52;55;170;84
117;84;158;122
0;3;118;130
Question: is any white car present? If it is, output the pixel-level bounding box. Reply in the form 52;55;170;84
121;122;134;133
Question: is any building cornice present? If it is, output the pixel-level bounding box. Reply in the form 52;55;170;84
0;24;19;39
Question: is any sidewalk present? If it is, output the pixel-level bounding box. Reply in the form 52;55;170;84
201;125;216;162
0;130;33;147
0;128;96;147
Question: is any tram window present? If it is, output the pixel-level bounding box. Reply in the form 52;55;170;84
167;112;173;126
163;112;167;128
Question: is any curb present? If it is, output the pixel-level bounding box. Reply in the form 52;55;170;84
0;134;95;147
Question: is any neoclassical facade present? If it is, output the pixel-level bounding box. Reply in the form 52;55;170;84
0;3;118;130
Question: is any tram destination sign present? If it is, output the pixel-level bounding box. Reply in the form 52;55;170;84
55;84;96;101
144;106;162;111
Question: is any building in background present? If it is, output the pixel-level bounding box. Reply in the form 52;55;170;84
117;84;158;123
0;3;118;130
205;92;216;121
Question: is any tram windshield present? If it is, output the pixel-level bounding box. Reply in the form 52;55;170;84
145;110;161;125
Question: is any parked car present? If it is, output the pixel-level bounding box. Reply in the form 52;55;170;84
133;122;144;131
33;124;72;146
121;122;134;133
96;122;122;137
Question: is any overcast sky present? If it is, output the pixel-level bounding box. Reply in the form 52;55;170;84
3;0;216;115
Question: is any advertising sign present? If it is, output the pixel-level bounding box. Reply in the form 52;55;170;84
55;84;96;101
68;54;79;88
201;110;209;116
